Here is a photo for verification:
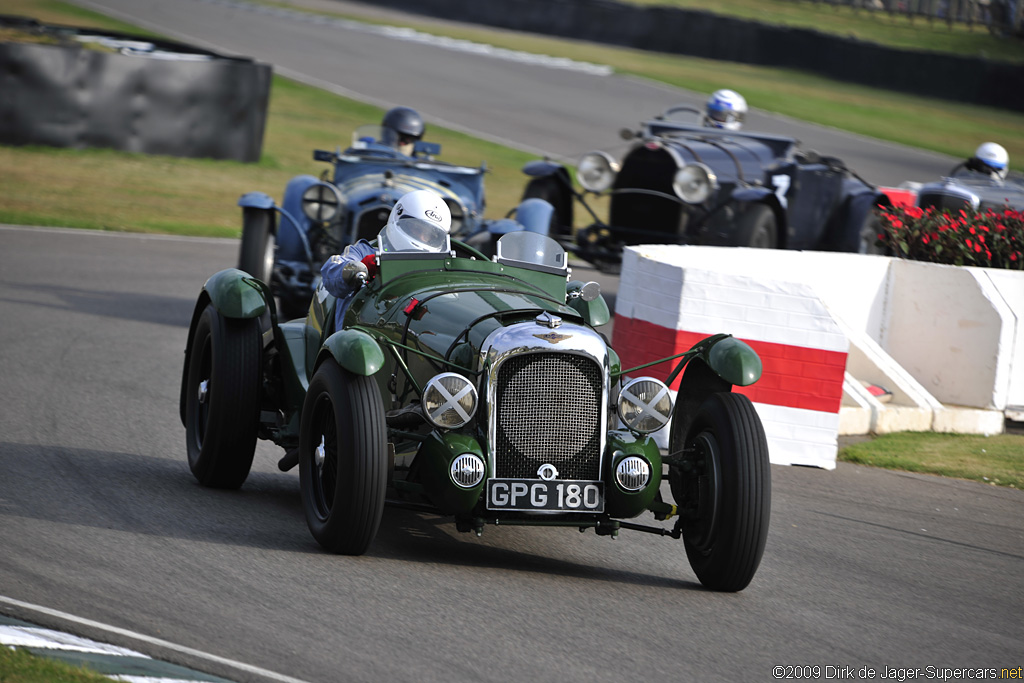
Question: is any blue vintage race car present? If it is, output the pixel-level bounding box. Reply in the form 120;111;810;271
521;106;893;270
238;120;552;318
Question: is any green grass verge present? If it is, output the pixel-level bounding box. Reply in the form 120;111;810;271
0;645;113;683
623;0;1024;61
839;431;1024;488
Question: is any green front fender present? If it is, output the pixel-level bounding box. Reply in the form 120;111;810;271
666;335;762;456
705;335;761;387
318;329;385;377
203;268;268;319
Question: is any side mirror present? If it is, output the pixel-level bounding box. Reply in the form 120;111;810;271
568;280;601;301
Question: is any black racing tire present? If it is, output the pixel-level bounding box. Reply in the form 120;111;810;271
523;176;573;239
239;208;275;283
672;392;771;592
299;361;387;555
736;204;778;249
184;305;262;489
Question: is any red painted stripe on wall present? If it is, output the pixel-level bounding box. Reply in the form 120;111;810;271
613;314;847;414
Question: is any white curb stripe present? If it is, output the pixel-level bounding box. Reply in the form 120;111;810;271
0;595;314;683
0;625;146;657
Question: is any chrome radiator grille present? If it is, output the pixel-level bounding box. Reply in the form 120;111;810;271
494;352;602;480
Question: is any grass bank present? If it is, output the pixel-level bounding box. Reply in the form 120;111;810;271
626;0;1024;61
839;430;1024;488
0;645;112;683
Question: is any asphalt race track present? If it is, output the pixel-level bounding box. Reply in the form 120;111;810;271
2;2;1022;681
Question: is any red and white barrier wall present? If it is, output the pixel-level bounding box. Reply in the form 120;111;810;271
613;245;1023;469
614;249;849;468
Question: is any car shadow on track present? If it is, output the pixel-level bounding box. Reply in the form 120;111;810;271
0;442;701;589
0;280;196;328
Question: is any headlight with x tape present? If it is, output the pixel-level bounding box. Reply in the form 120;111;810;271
422;373;478;429
617;377;673;434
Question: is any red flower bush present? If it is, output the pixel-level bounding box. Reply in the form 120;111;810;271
876;204;1024;270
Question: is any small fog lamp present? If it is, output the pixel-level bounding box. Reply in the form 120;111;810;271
450;453;485;488
615;456;651;492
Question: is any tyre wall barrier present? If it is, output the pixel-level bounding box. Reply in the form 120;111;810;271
358;0;1024;113
615;245;1022;468
0;17;272;162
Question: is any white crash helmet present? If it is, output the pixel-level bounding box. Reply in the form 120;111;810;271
974;142;1009;179
379;189;452;253
704;89;747;131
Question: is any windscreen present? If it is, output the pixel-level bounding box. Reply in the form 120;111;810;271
495;231;567;271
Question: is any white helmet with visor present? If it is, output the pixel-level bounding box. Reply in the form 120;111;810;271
379;190;452;253
973;142;1009;180
704;89;747;131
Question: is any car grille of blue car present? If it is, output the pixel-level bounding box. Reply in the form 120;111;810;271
493;352;603;481
356;206;391;242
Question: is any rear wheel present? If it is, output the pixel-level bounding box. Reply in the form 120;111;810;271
184;305;261;489
736;204;778;249
239;208;275;282
299;361;387;555
669;392;771;591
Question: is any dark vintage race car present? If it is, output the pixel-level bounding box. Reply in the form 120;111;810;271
896;163;1024;214
237;122;552;318
521;105;892;269
180;231;772;591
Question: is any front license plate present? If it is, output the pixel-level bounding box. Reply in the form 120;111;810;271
486;479;604;512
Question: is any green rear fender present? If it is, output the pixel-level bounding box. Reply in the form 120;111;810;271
317;329;385;377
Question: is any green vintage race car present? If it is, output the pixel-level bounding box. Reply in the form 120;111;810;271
179;231;771;591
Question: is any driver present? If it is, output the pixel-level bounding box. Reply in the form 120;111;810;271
380;106;425;156
701;89;747;131
321;189;451;329
964;142;1009;180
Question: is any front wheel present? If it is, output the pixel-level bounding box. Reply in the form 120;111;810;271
299;361;387;555
184;305;262;489
669;392;771;591
736;204;778;249
239;208;275;282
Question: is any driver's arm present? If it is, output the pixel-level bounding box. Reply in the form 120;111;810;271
320;240;378;297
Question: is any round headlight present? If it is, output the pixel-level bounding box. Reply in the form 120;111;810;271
615;455;652;492
673;163;717;204
301;183;343;223
423;373;478;429
451;453;485;488
577;151;620;192
617;377;673;433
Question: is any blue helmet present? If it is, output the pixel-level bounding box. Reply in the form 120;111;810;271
704;89;747;131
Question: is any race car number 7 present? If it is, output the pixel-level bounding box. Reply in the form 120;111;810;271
771;174;790;209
